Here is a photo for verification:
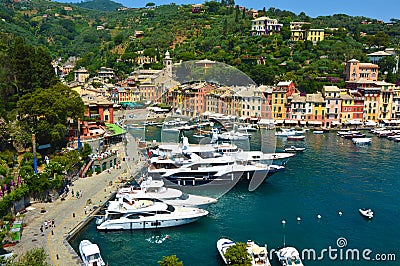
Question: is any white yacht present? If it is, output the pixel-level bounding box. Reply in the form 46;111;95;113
217;238;271;266
79;240;106;266
147;137;287;187
218;130;251;141
359;208;374;219
246;240;272;266
158;156;284;186
116;177;218;207
217;238;236;264
96;202;208;231
352;138;372;145
150;137;294;166
276;247;304;266
275;128;305;137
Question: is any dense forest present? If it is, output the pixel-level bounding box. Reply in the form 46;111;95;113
1;0;400;97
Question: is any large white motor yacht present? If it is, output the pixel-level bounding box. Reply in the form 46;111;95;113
116;177;218;207
96;202;208;231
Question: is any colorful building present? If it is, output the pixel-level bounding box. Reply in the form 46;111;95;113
322;86;342;127
81;94;114;123
306;92;325;127
271;81;296;121
251;17;282;36
290;93;306;126
344;59;379;81
306;29;325;43
290;22;324;43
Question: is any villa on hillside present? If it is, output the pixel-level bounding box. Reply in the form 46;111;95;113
251;16;282;36
344;59;379;81
290;22;325;43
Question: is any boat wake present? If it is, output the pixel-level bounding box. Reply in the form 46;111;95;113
146;234;171;244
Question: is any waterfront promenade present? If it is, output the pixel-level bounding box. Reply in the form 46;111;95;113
9;134;146;265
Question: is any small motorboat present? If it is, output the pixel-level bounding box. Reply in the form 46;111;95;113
79;240;106;266
359;208;374;219
217;238;236;264
284;146;305;153
276;246;304;266
352;138;372;145
287;135;305;141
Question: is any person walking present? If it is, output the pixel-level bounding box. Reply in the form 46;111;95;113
40;225;44;236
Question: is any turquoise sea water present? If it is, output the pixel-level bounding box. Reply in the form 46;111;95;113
71;129;400;265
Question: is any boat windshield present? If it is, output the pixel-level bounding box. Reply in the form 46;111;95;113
87;253;101;261
166;205;175;212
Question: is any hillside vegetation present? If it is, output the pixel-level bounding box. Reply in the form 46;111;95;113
1;0;400;90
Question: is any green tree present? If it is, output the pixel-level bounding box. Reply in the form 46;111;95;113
16;84;84;150
224;242;251;265
7;248;51;266
80;143;93;160
377;56;396;75
158;255;184;266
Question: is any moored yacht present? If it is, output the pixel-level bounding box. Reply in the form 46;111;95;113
79;240;106;266
116;177;218;207
217;238;236;264
217;238;272;266
352;138;372;145
276;246;304;266
158;156;284;187
96;202;208;231
246;240;272;266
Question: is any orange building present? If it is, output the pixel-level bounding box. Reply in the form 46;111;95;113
344;59;379;81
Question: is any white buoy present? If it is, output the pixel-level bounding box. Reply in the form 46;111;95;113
338;211;343;216
317;214;322;219
297;217;301;222
282;220;286;225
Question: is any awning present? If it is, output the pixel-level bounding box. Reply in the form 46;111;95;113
284;120;298;124
345;119;363;125
300;121;307;125
274;120;284;124
308;121;322;125
364;120;377;126
331;121;341;125
258;119;274;125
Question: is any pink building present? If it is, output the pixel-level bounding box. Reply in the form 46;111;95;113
322;86;342;127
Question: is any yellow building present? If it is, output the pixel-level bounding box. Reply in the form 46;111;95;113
290;22;324;43
378;82;396;121
290;22;309;41
306;92;325;122
306;29;325;43
271;88;286;120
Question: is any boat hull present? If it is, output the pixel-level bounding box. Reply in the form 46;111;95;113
97;216;204;231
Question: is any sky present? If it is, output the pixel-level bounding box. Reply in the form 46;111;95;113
58;0;399;22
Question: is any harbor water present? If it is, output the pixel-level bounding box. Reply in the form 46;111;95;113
70;128;400;265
